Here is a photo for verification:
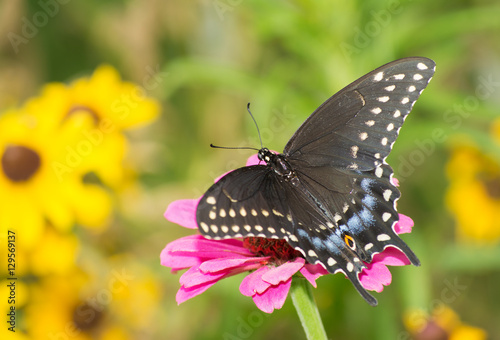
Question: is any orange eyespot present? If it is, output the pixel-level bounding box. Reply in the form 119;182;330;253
344;234;356;250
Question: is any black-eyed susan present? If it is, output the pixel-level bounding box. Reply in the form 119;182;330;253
25;262;160;339
446;144;500;243
25;270;100;340
404;305;487;340
23;65;160;187
29;227;79;276
0;110;112;249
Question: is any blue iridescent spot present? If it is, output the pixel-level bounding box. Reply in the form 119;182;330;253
362;194;377;209
361;178;375;192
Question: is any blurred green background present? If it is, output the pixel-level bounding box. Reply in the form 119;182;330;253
1;0;500;339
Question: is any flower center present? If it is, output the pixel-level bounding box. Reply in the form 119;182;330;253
413;321;448;340
483;175;500;199
243;237;302;262
72;302;104;332
1;145;41;182
67;105;100;124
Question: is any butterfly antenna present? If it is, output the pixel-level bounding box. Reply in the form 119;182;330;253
247;103;263;149
209;144;259;151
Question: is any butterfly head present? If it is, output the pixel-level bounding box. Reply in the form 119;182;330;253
257;148;274;163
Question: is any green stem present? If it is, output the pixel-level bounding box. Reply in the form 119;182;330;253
290;278;328;340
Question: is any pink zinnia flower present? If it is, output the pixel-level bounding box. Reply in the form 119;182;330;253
160;154;415;313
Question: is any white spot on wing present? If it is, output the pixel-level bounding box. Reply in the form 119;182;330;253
221;225;229;233
384;85;396;92
383;189;392;201
371;107;382;114
417;62;428;70
232;225;240;232
351;145;359;158
408;85;416;92
239;207;247;217
393;109;401;118
229;209;236;217
272;209;284;217
210;225;218;233
365;120;375;126
413;73;423;81
327;257;337;266
377;96;390;103
393;74;405;80
381;137;388;146
261;209;269;217
206;196;216;205
209;211;217;220
219;209;226;218
255;225;263;232
375;167;383;178
401;97;410;104
387;123;394;131
308;250;317;257
373;71;384;81
382;212;391;222
377;233;391;241
364;243;373;251
359;132;368;141
200;222;209;233
346;262;354;272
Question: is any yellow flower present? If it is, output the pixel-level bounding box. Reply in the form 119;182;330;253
29;227;79;276
446;144;500;244
25;271;96;340
23;65;159;187
0;111;112;249
404;306;487;340
25;261;161;339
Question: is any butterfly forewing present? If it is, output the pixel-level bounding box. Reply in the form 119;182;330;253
196;166;293;240
195;57;435;306
284;57;436;171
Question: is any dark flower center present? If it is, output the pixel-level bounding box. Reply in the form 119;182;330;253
72;302;104;332
67;105;100;124
243;237;302;262
1;145;41;182
483;175;500;199
414;321;449;340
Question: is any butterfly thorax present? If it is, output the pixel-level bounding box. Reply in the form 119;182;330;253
258;148;299;186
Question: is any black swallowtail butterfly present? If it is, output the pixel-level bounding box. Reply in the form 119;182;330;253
196;57;435;306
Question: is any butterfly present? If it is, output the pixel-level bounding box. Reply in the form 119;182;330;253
196;57;435;306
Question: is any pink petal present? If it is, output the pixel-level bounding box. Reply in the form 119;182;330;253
164;235;253;258
160;248;203;271
199;257;269;274
240;266;273;296
164;199;200;229
392;177;400;187
300;263;329;288
252;278;291;313
246;154;261;166
176;282;216;304
394;214;414;234
261;257;305;285
179;266;228;288
359;262;392;292
371;247;411;266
